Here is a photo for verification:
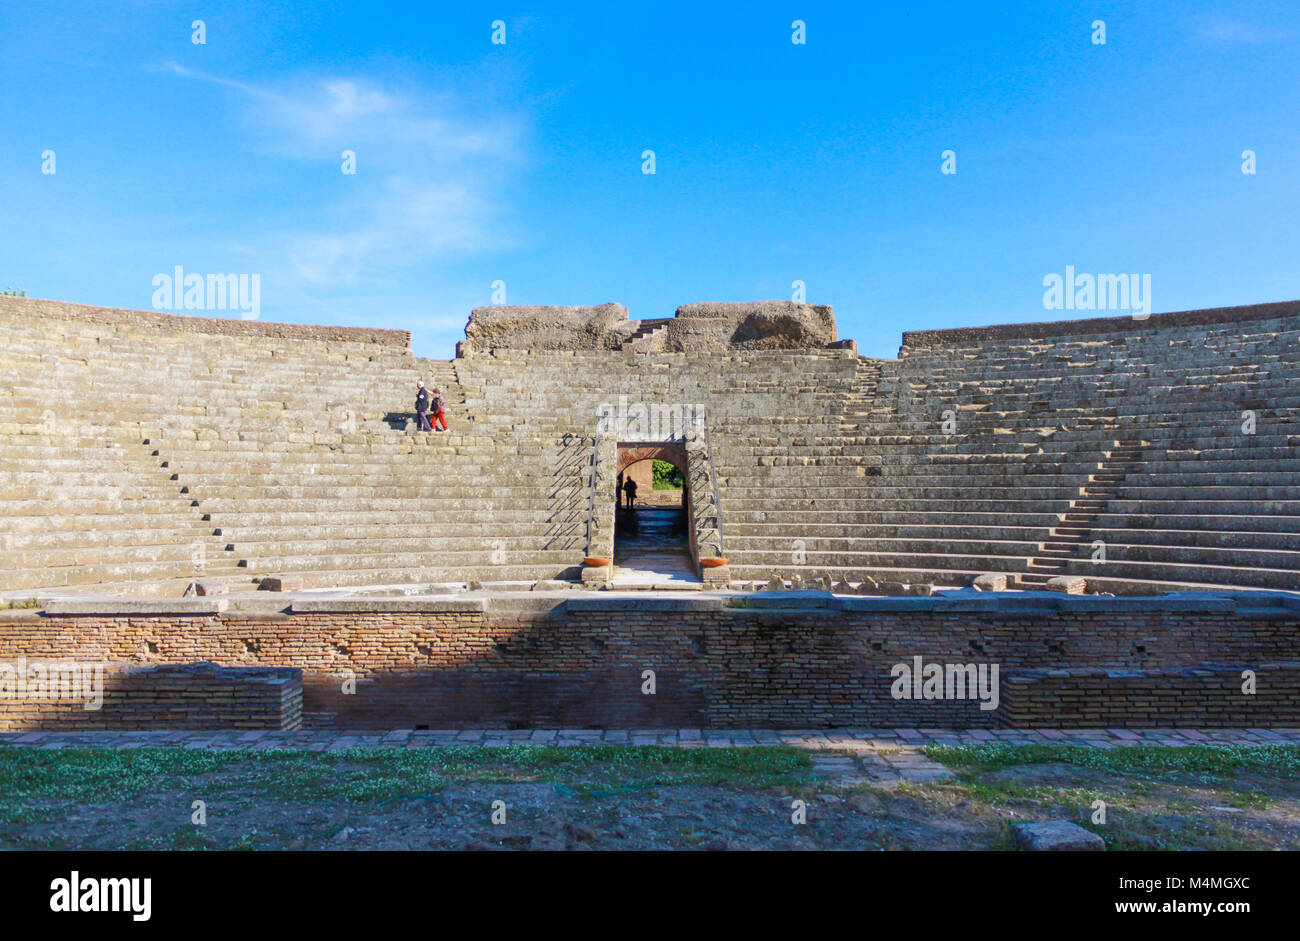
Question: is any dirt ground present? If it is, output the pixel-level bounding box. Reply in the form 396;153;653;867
1;745;1296;850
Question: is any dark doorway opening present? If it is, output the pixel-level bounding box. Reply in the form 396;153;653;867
613;445;697;585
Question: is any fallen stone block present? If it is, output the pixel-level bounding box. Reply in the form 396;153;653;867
973;573;1008;592
1045;576;1087;595
258;576;304;592
183;579;227;597
1011;821;1105;851
532;579;574;591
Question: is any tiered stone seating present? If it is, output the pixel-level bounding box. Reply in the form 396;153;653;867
874;305;1300;589
0;298;589;591
714;305;1299;590
0;431;240;590
2;295;1296;594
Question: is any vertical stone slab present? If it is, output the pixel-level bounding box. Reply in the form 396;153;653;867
686;421;723;567
586;435;617;560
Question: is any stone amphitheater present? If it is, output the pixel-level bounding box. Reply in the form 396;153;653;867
2;293;1298;731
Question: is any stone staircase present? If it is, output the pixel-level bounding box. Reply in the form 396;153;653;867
1023;439;1146;582
620;318;672;352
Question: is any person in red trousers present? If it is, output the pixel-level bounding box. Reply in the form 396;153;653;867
430;387;449;431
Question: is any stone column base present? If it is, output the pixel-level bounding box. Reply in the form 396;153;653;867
581;565;612;589
701;564;731;588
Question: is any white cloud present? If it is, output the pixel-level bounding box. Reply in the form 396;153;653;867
166;62;526;288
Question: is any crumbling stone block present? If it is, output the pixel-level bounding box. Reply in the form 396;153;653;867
1011;821;1105;851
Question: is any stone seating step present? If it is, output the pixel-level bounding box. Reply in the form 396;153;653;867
0;558;245;590
229;534;573;556
727;564;988;587
1049;557;1300;589
724;548;1031;571
165;484;556;501
727;535;1043;556
1084;514;1300;534
235;545;582;567
205;509;565;528
253;563;579;588
2;525;221;551
1041;541;1300;568
0;540;231;569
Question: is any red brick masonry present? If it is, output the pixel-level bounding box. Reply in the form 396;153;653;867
0;661;301;731
2;592;1297;730
999;663;1300;728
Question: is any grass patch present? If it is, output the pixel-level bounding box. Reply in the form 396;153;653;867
920;743;1300;778
0;745;811;812
0;598;40;610
1219;789;1272;810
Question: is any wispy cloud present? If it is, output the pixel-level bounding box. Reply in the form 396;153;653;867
165;61;527;288
1193;20;1299;44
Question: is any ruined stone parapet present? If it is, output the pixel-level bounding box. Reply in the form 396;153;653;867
461;300;838;353
664;301;836;352
0;294;410;348
900;298;1300;352
463;303;632;354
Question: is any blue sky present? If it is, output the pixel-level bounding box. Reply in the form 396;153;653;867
2;0;1298;359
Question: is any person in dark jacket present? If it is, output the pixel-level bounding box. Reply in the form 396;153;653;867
415;380;432;432
622;477;638;508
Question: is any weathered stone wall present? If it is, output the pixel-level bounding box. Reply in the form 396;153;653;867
4;594;1296;729
0;294;409;347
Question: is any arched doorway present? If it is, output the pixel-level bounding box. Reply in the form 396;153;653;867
613;443;697;585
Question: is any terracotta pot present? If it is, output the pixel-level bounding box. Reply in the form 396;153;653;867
699;557;729;568
583;557;612;567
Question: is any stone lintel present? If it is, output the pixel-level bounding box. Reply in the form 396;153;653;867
289;598;486;614
41;598;226;616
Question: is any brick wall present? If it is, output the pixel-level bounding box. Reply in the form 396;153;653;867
2;595;1297;729
999;663;1300;728
0;661;301;731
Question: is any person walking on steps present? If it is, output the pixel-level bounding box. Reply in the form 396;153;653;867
622;476;637;508
430;386;449;431
415;380;432;432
